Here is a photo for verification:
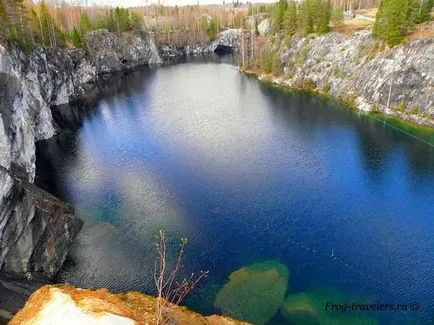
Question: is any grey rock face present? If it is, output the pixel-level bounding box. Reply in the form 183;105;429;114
0;31;162;278
158;29;241;59
258;19;271;36
0;31;162;181
0;166;82;279
215;29;240;49
272;31;433;127
85;30;163;73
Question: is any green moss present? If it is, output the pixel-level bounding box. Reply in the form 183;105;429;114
394;102;405;112
410;106;419;115
333;68;344;78
304;78;316;91
322;80;330;94
214;261;289;325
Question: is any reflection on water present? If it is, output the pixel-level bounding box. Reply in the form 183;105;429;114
36;56;434;325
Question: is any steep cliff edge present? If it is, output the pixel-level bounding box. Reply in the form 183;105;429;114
9;285;250;325
254;30;433;127
158;28;240;58
0;30;162;182
0;28;240;280
0;30;163;280
0;166;82;278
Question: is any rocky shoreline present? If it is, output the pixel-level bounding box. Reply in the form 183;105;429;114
0;29;240;323
0;28;241;282
250;30;433;128
0;25;432;323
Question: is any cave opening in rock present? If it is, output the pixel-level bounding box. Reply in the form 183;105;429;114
213;45;233;55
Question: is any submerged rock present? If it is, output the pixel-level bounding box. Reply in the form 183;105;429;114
280;289;378;325
9;284;250;325
214;261;289;324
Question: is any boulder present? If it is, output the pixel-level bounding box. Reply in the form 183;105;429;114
0;166;82;278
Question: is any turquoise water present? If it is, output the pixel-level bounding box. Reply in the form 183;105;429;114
36;56;434;325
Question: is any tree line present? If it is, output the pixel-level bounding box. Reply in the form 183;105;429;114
270;0;344;37
373;0;433;46
0;1;247;51
268;0;432;46
0;0;147;51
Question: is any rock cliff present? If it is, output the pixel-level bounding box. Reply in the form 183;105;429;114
159;28;240;59
261;30;434;127
0;30;162;279
0;166;82;278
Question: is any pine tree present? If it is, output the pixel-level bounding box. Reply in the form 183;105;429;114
416;0;433;23
299;0;315;34
285;1;297;36
272;0;288;33
70;26;83;47
2;0;32;50
80;13;93;34
0;0;11;43
316;0;331;35
130;11;142;30
207;17;218;40
373;0;416;47
373;0;386;38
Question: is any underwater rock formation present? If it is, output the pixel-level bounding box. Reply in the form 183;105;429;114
214;261;289;324
280;289;378;325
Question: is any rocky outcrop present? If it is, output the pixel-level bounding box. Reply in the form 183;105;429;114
262;30;434;127
0;30;162;279
10;285;250;325
0;166;82;279
84;30;162;73
159;29;241;59
0;30;162;181
258;19;271;36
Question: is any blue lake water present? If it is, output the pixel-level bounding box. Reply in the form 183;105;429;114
36;56;434;325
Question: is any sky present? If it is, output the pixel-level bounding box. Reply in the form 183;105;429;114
84;0;276;8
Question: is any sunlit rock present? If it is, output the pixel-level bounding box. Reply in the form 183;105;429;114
9;285;249;325
258;19;271;36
